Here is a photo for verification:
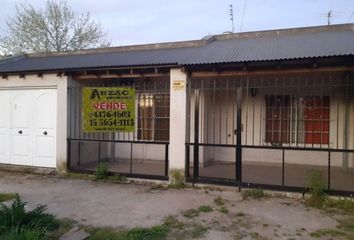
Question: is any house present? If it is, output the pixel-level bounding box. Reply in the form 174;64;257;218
0;24;353;195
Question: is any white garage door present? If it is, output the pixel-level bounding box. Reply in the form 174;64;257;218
0;89;57;168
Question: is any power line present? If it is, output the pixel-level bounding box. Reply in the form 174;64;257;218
239;0;247;32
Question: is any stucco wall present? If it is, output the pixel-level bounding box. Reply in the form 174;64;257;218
0;73;68;171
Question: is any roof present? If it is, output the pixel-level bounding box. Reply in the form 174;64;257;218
0;24;353;74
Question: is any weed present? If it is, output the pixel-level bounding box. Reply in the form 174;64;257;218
182;209;200;218
168;169;186;189
95;162;108;180
107;174;127;183
62;172;95;180
198;205;213;213
214;196;225;206
218;206;229;214
0;193;18;203
163;216;185;230
306;170;327;208
242;189;269;199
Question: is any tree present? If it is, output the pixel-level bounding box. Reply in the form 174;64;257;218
0;0;110;55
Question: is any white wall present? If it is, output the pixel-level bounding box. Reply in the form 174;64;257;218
0;74;68;171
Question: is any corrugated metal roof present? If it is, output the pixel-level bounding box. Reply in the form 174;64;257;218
0;24;353;73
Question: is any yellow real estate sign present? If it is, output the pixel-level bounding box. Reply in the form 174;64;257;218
82;87;135;132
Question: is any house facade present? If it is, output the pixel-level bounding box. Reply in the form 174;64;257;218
0;24;353;194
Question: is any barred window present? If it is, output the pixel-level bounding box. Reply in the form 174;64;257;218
137;94;170;141
265;95;330;145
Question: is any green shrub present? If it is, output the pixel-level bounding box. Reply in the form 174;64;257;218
0;195;58;237
242;189;269;199
1;228;44;240
95;162;108;180
306;170;327;208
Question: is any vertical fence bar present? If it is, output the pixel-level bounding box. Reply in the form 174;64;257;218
194;90;200;179
165;143;169;177
185;144;190;179
282;149;285;186
130;143;133;174
328;150;331;190
236;88;242;184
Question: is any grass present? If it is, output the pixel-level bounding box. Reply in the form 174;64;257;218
87;225;169;240
62;172;95;180
218;206;229;214
242;189;269;200
198;205;213;213
182;209;200;218
310;228;347;238
323;197;354;215
0;193;18;202
183;205;213;218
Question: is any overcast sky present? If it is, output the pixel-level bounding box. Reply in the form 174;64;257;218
0;0;353;46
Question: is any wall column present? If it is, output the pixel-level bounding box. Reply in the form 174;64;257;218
169;68;187;172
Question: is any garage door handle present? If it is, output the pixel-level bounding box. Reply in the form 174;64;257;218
43;131;48;136
18;130;22;134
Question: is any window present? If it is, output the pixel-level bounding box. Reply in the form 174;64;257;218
265;95;330;145
137;94;170;141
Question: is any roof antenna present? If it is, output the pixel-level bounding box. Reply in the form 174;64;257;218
327;10;333;25
229;4;235;32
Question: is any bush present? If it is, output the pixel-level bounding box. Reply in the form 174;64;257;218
0;195;59;237
306;170;327;208
95;162;108;180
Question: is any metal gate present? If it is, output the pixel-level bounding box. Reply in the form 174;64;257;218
186;74;354;195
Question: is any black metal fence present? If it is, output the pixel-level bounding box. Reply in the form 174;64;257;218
186;72;354;195
67;77;170;180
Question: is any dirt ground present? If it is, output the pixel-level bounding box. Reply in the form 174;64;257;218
0;171;349;240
